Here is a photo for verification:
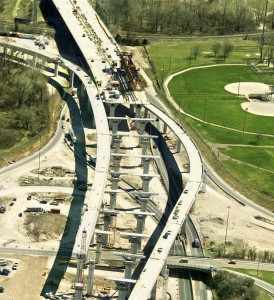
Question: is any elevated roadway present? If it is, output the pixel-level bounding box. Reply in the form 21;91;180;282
2;1;205;298
129;104;203;299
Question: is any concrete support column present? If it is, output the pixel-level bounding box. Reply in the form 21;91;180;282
162;269;170;300
177;140;182;153
109;104;117;130
111;121;119;144
141;138;149;154
142;158;151;174
138;121;148;146
130;237;139;254
41;58;46;70
74;283;83;300
87;260;95;297
155;118;160;132
190;200;196;213
103;214;111;246
135;104;142;129
144;107;148;118
117;285;128;300
142;177;152;193
140;198;149;213
95;234;103;264
182;219;187;234
111;176;121;190
124;260;133;279
32;54;37;67
124;260;134;297
80;82;85;97
113;137;122;152
136;214;146;233
150;280;157;300
69;70;75;88
75;257;83;283
54;62;59;77
109;192;117;210
163;123;168;134
130;104;135;115
113;157;122;172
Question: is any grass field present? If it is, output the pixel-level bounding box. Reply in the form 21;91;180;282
147;37;274;207
231;268;274;286
169;65;274;134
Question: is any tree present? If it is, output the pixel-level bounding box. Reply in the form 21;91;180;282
212;271;258;300
222;41;234;60
191;45;201;59
211;42;221;57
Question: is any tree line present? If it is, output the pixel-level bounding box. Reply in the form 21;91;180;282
93;0;270;36
211;238;274;264
0;57;50;149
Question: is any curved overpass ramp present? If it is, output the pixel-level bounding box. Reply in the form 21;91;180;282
129;103;203;299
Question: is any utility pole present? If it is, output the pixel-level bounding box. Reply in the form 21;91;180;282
260;0;269;63
224;206;231;256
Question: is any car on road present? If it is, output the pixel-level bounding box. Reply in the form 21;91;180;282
27;195;32;200
9;202;14;206
50;201;59;206
192;238;201;248
157;247;163;253
228;260;236;265
173;214;179;219
178;200;183;205
61;115;65;120
163;233;169;239
180;259;188;263
18;213;22;217
13;198;17;201
40;200;48;204
183;189;189;194
0;286;4;293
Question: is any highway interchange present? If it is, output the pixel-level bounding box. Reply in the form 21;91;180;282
0;0;273;299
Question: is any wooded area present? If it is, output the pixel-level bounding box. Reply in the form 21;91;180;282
0;58;50;149
93;0;270;35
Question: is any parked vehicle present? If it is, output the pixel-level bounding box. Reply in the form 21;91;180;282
27;195;32;200
50;201;59;206
0;286;4;293
26;207;44;212
50;208;61;214
0;260;7;266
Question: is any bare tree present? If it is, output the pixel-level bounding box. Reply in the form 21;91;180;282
222;41;234;60
211;42;221;57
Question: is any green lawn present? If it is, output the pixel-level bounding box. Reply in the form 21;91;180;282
222;147;274;171
147;37;274;208
231;268;274;286
147;38;269;80
222;159;274;199
168;65;274;135
187;118;274;146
